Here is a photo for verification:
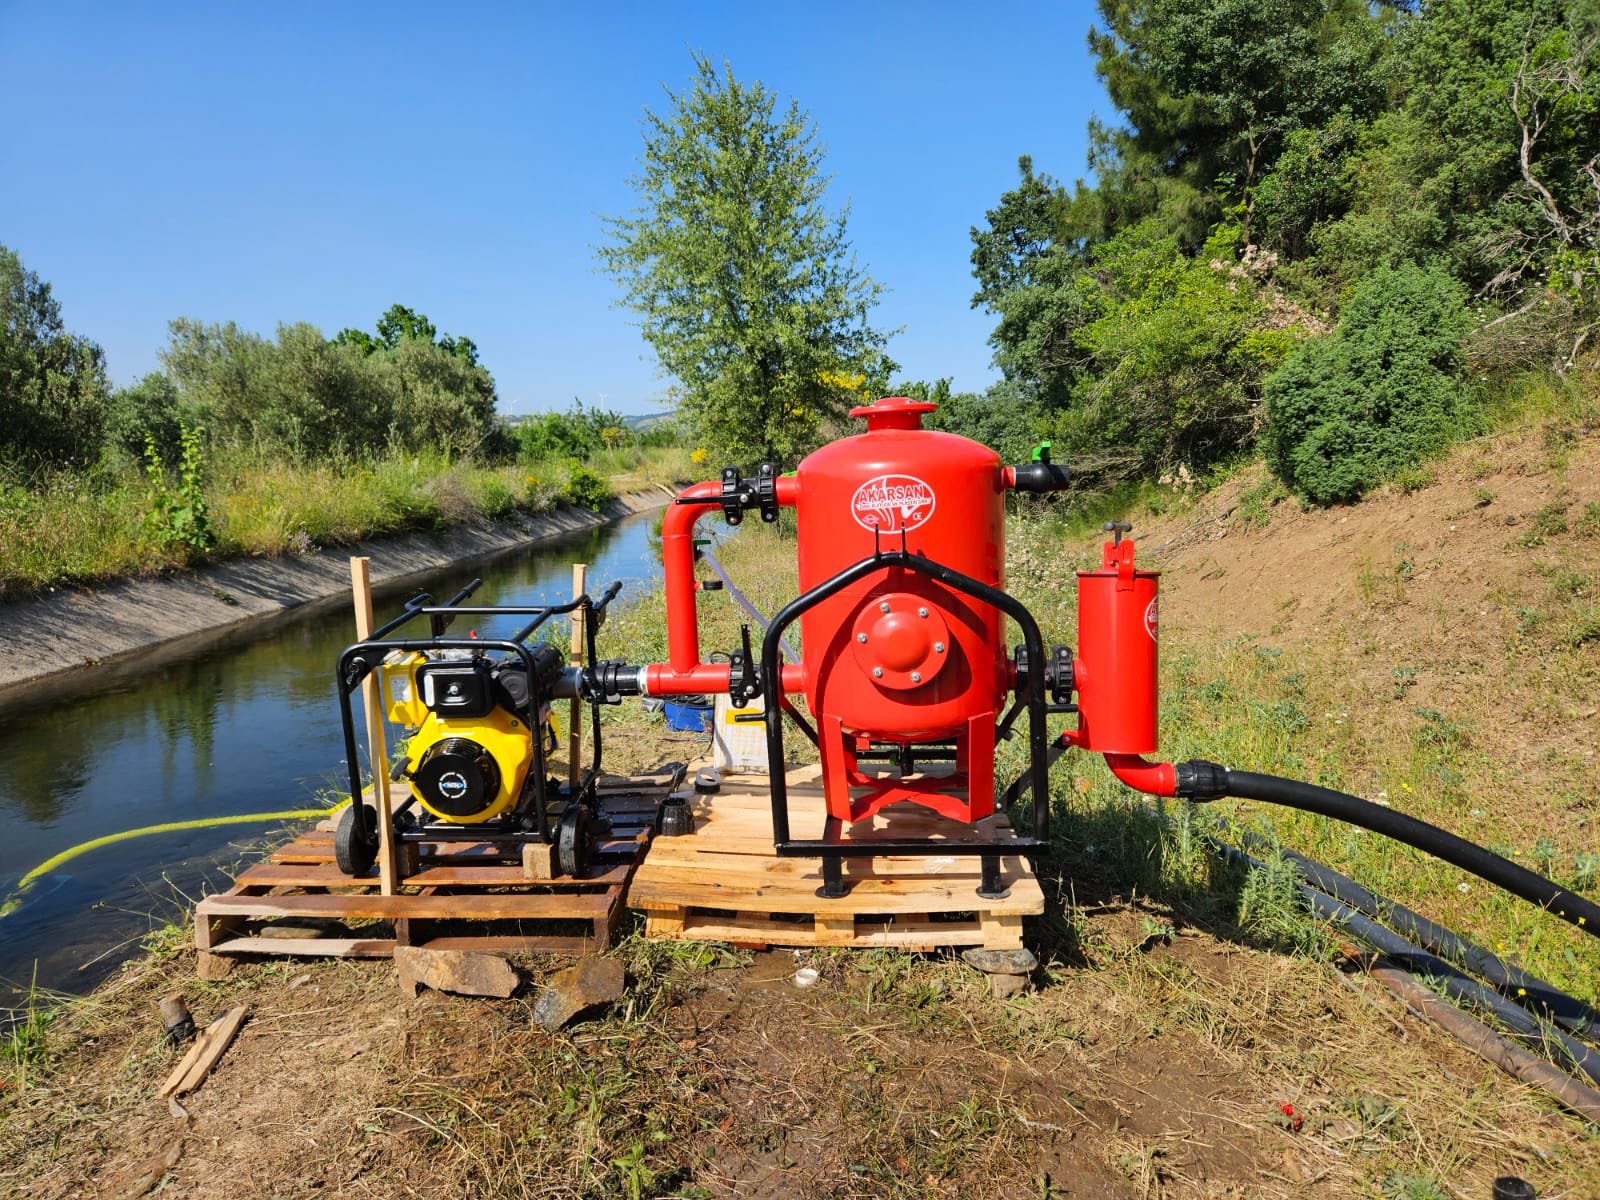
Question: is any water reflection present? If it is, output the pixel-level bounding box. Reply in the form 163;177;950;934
0;512;663;1007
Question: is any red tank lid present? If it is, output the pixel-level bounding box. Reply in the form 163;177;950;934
848;395;938;431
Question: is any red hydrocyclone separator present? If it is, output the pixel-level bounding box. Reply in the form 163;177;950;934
1070;533;1160;753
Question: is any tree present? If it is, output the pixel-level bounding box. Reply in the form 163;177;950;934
1076;0;1394;246
969;157;1063;312
598;54;896;466
335;303;480;366
0;244;111;469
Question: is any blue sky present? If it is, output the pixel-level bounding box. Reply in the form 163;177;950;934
0;2;1110;415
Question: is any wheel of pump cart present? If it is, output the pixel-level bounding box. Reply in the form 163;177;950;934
334;803;379;877
555;802;592;879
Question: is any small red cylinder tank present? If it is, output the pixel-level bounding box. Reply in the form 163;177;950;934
793;397;1008;823
1074;537;1160;753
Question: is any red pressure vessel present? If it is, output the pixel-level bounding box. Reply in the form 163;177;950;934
1074;537;1159;753
793;397;1008;822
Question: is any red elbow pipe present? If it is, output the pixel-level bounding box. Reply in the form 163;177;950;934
1104;754;1177;797
659;474;800;678
661;481;722;672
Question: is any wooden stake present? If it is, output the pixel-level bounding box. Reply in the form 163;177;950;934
568;562;587;790
350;557;400;895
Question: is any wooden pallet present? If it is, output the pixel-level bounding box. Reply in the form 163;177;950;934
628;764;1044;951
194;769;680;961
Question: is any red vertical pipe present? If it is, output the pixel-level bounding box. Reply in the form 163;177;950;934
659;475;800;678
661;481;720;672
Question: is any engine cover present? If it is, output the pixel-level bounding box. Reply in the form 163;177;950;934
402;704;536;824
414;737;501;821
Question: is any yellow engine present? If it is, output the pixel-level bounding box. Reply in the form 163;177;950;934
381;650;559;824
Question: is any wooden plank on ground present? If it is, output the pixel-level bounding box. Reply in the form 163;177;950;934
198;888;616;922
207;936;398;958
159;1005;249;1098
235;861;631;890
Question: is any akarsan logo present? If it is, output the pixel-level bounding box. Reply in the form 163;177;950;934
851;474;936;533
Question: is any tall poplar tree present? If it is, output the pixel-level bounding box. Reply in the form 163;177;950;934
598;54;896;466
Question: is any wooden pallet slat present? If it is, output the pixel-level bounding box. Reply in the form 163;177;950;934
629;764;1044;952
197;771;671;961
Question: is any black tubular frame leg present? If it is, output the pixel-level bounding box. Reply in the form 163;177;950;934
760;549;1051;877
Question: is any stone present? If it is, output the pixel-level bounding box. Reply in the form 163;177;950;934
532;958;627;1030
394;947;519;999
194;952;235;981
988;972;1032;999
960;947;1038;976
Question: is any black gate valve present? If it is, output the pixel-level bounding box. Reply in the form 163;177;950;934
728;623;763;706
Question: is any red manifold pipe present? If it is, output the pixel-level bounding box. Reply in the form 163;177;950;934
654;475;803;694
643;662;806;697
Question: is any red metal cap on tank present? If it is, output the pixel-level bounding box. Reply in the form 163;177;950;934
848;395;937;431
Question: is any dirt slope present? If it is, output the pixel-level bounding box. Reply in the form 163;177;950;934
1136;424;1599;836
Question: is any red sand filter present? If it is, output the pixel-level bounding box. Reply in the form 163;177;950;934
1071;528;1159;753
791;397;1009;824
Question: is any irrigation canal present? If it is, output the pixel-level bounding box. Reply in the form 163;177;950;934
0;511;666;1014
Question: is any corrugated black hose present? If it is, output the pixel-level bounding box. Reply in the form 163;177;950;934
1176;762;1600;939
1209;839;1600;1087
1273;844;1600;1040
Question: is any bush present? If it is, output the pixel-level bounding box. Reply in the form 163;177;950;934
1262;262;1472;505
1050;220;1297;490
159;318;499;461
564;463;613;511
106;372;186;466
517;402;633;464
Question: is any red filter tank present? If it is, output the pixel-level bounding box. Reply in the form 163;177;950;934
792;397;1008;824
1073;535;1160;753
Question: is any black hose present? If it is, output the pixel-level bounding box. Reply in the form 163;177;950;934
1275;844;1600;1040
1178;762;1600;940
1211;839;1600;1087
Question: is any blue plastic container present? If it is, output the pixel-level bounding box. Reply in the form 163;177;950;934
663;697;713;731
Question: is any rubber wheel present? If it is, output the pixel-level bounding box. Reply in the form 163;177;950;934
334;803;379;876
555;803;592;879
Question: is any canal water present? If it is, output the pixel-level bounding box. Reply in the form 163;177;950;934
0;512;665;1014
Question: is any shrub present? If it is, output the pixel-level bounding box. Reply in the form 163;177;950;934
142;422;215;561
106;372;186;466
564;463;613;511
1262;262;1472;505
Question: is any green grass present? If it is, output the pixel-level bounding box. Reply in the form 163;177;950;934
0;445;688;595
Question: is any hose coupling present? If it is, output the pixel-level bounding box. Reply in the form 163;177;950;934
1175;759;1230;801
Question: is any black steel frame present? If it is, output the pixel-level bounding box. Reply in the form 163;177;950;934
334;580;622;856
759;549;1051;898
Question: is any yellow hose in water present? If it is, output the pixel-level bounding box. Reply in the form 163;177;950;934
0;800;351;919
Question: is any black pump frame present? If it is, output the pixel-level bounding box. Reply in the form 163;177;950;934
334;580;622;855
